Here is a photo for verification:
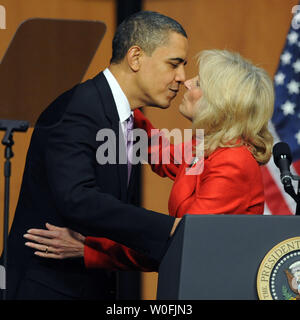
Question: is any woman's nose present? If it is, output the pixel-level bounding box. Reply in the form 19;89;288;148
184;79;192;90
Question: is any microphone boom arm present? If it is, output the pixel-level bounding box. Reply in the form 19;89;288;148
272;142;300;215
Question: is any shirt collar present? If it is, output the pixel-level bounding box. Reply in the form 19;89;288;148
103;68;132;123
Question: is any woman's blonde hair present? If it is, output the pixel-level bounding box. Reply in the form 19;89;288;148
192;49;274;165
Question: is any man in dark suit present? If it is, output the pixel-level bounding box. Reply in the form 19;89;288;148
1;11;188;299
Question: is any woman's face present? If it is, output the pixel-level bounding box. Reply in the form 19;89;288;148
179;75;203;121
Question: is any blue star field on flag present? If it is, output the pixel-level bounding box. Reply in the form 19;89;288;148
272;15;300;163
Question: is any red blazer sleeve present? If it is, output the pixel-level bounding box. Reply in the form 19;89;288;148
84;236;158;271
134;109;181;180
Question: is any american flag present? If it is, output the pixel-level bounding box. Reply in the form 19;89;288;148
262;12;300;215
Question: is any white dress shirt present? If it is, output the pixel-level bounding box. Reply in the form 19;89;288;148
103;68;134;140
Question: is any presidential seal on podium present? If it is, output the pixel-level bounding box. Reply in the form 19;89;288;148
257;237;300;300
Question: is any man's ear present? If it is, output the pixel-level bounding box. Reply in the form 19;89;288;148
126;46;143;72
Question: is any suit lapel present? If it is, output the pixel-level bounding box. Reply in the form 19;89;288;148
93;72;128;200
128;162;138;189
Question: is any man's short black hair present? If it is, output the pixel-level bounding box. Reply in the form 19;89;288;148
110;11;187;64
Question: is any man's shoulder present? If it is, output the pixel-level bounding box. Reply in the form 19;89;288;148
35;72;107;127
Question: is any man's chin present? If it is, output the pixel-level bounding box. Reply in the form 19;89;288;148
146;102;170;109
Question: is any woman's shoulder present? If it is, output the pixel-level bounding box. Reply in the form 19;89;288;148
207;145;258;168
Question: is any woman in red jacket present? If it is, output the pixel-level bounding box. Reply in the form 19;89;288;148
24;49;274;271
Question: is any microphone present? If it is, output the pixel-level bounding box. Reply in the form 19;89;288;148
273;142;293;187
0;119;29;132
0;119;29;146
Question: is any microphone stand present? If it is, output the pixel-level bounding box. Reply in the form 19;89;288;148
0;120;29;300
296;181;300;216
283;174;300;215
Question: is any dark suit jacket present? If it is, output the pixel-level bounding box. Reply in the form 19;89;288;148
1;72;174;299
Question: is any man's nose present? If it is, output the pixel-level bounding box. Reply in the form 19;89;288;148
175;65;186;83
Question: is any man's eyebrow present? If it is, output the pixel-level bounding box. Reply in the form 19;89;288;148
169;58;188;65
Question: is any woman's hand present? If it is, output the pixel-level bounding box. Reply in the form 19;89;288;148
24;223;86;259
170;217;182;237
